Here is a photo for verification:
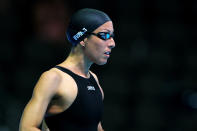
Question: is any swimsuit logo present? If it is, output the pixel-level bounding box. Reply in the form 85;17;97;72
87;86;95;91
73;28;87;40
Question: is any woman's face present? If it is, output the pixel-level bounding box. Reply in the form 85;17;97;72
83;21;115;65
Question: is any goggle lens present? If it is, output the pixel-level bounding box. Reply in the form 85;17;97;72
90;32;114;40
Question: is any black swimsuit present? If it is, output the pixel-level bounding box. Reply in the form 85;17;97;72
44;66;103;131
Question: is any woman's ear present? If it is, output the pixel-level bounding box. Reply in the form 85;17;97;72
79;38;88;47
79;41;85;47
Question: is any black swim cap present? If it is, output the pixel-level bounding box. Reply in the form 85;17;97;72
66;8;111;46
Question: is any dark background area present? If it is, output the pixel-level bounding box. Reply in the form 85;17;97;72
0;0;197;130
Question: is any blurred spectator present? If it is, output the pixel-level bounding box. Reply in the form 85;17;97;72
32;0;71;43
14;0;72;101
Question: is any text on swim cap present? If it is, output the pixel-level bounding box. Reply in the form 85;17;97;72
73;28;87;40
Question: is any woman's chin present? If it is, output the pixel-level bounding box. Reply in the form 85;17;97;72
95;60;108;65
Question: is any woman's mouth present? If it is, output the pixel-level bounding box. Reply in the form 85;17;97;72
104;51;111;57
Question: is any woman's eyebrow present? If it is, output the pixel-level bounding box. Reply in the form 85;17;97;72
101;29;114;33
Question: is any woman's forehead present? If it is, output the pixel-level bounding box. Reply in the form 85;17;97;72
95;21;114;33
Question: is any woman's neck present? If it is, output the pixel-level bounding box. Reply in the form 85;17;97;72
59;47;92;78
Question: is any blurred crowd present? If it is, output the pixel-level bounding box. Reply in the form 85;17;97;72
0;0;197;131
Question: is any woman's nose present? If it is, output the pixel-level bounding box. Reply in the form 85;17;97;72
108;38;115;49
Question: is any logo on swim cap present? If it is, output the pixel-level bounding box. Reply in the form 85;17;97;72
73;28;87;40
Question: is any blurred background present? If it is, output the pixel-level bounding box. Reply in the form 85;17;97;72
0;0;197;130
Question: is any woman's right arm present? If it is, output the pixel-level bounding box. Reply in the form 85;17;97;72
19;70;61;131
